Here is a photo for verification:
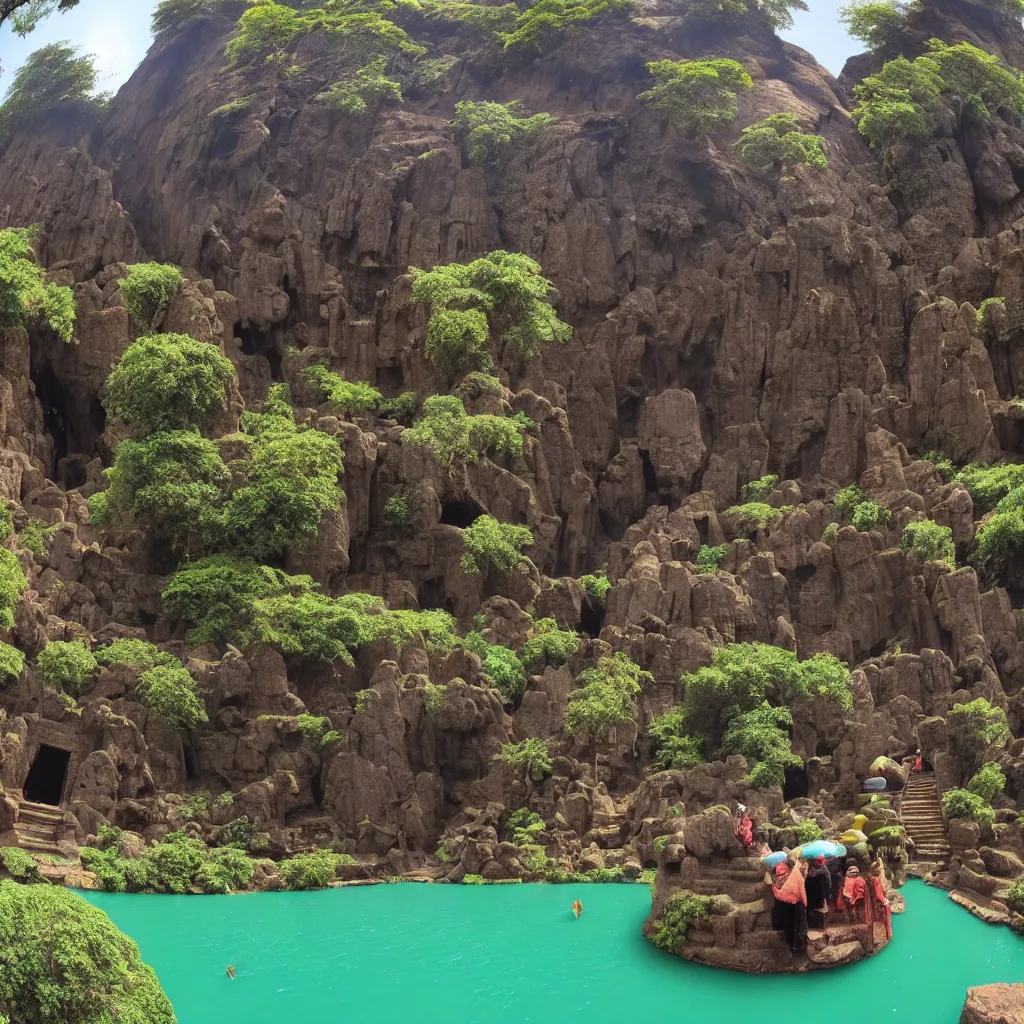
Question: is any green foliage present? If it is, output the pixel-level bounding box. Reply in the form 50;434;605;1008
839;0;914;52
465;631;527;700
0;879;176;1023
638;58;753;135
795;818;823;844
520;618;578;672
957;463;1024;513
833;484;862;516
0;227;75;342
0;641;24;681
0;505;11;541
648;709;705;771
217;815;257;850
403;395;531;465
900;519;955;568
97;431;229;556
735;115;827;172
17;519;51;556
972;502;1024;584
317;57;402;115
152;0;235;36
279;849;345;890
948;698;1011;779
850;499;889;532
754;0;808;29
36;639;96;695
382;494;411;528
652;890;713;954
459;514;533;574
722;502;781;529
1007;878;1024;915
104;333;236;434
741;474;779;502
136;664;208;730
296;713;329;743
196;845;256;894
695;544;727;574
302;364;381;416
379;390;418;423
564;652;649;751
978;297;1007;332
500;737;552;781
942;787;995;827
452;100;550;165
0;42;99;153
499;0;626;53
0;550;26;631
505;807;545;845
720;701;801;782
95;638;177;670
1;847;39;882
411;250;570;379
968;761;1006;803
579;570;612;601
119;263;183;334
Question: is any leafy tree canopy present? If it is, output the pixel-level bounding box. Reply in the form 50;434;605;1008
118;263;183;334
136;664;208;730
302;364;382;416
564;652;649;764
459;514;533;574
638;58;753;136
0;227;75;342
500;737;552;781
0;548;26;630
36;638;97;695
452;100;550;165
839;0;916;52
2;0;78;36
499;0;629;54
403;395;532;465
734;113;828;171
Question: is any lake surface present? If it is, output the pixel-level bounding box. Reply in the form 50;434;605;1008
84;879;1023;1023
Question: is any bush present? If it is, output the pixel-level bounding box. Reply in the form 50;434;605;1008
722;502;781;529
839;0;914;52
404;395;532;465
652;890;713;953
900;519;955;567
506;807;545;845
0;641;24;682
379;391;418;423
218;815;258;850
316;57;402;115
968;762;1007;803
735;115;827;172
638;58;753;135
795;818;823;844
279;849;345;890
850;500;889;532
460;515;533;574
957;463;1024;513
0;879;176;1023
0;548;26;629
579;570;612;601
36;639;97;696
741;474;779;501
453;100;551;164
95;638;177;670
499;0;628;53
695;544;727;574
833;484;862;516
382;494;411;528
196;846;255;894
465;631;527;701
152;0;235;36
1007;878;1024;915
136;664;208;730
947;697;1011;779
1;847;40;882
648;709;706;771
411;251;570;380
564;652;649;765
104;333;236;434
118;263;183;333
303;364;382;416
749;759;785;789
500;738;552;781
0;226;76;342
972;505;1024;584
520;618;579;671
719;701;802;784
942;787;995;828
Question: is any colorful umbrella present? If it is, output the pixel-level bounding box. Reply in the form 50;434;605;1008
761;850;788;867
799;839;845;859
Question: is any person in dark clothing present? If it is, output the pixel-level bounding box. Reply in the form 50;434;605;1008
805;855;832;931
769;862;808;953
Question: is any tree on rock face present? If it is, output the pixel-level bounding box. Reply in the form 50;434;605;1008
0;879;177;1024
638;58;753;136
0;227;75;342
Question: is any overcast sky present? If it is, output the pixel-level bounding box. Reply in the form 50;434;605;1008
0;0;858;95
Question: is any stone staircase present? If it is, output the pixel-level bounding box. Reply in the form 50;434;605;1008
13;800;63;854
899;772;950;862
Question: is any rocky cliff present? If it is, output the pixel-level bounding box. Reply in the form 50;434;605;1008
3;0;1024;936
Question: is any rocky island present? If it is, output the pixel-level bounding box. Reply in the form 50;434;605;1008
4;0;1024;1015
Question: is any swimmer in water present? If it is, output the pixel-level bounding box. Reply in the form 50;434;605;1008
226;965;236;980
572;900;582;918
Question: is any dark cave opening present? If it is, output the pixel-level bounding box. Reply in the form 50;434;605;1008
311;770;324;808
815;740;834;757
579;597;604;638
282;275;301;318
782;766;809;801
182;741;200;781
31;365;69;475
418;577;453;613
694;515;710;548
236;324;282;378
377;365;404;392
598;508;626;542
619;396;642;439
23;744;71;806
640;449;658;497
440;499;484;528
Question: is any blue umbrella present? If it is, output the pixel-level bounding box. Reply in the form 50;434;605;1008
800;840;845;860
762;850;788;867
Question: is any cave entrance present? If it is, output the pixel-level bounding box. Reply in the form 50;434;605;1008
440;499;484;528
182;741;200;781
783;766;809;801
579;598;604;638
23;744;71;806
311;770;324;808
236;324;282;378
31;365;69;475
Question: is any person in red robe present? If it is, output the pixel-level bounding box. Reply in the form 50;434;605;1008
914;749;924;772
838;863;874;948
734;803;753;847
869;860;892;941
770;861;808;952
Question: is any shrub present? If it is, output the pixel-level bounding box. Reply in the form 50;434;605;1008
218;815;258;850
1007;878;1024;915
972;505;1024;584
0;879;176;1022
648;709;705;771
695;544;727;574
460;515;533;574
719;701;802;783
453;100;550;164
118;263;183;333
36;639;97;696
968;762;1007;803
18;519;53;556
499;0;627;53
152;0;236;35
403;395;531;465
942;787;995;828
464;631;527;700
957;463;1024;513
382;494;411;528
0;641;24;682
839;0;914;52
520;618;579;671
296;714;329;743
506;807;545;845
741;474;779;501
145;831;207;893
947;698;1011;778
833;484;862;516
500;738;553;781
0;548;26;630
316;57;402;115
579;570;612;601
411;251;570;380
1;847;40;882
795;818;823;844
136;664;208;730
196;845;255;894
0;504;11;541
735;115;827;171
722;502;781;530
303;364;382;416
977;297;1007;333
749;759;785;789
0;227;75;342
638;58;753;135
95;638;177;670
652;890;713;954
279;849;344;890
104;333;236;434
379;391;418;423
900;519;955;567
850;500;889;532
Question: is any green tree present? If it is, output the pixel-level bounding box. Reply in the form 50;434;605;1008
464;631;527;700
735;114;828;171
839;0;914;52
411;251;571;380
0;641;24;681
958;464;1024;513
648;708;705;771
136;664;208;730
0;42;98;150
95;638;178;670
3;0;78;35
36;638;96;695
152;0;236;37
719;701;801;787
452;100;551;164
499;0;627;53
0;879;176;1023
0;548;26;629
0;227;75;342
638;58;752;135
520;617;578;671
459;514;533;574
500;737;552;782
118;263;183;333
968;761;1006;803
942;787;995;827
900;519;955;568
279;849;345;890
403;395;532;465
316;56;403;115
302;364;382;416
947;698;1010;780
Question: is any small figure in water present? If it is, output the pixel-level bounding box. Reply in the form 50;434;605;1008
572;900;583;918
226;965;236;980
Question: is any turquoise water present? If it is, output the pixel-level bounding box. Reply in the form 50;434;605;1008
84;879;1023;1023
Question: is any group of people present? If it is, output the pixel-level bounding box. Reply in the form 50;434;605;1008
767;855;892;953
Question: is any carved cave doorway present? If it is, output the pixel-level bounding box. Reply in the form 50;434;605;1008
23;744;71;806
783;766;808;802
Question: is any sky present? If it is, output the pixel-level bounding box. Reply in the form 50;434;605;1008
0;0;859;97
